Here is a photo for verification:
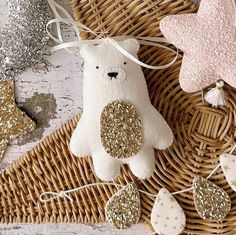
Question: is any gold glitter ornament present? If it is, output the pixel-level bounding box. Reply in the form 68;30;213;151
193;176;231;222
0;80;36;160
100;101;143;159
0;140;8;162
105;184;141;229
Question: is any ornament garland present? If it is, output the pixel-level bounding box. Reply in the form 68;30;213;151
40;144;236;235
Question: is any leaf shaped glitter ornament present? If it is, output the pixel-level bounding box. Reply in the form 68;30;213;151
151;188;186;235
105;184;141;229
220;154;236;192
193;176;231;222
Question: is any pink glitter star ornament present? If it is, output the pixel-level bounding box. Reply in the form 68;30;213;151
160;0;236;107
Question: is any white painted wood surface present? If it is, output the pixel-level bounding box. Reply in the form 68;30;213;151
0;0;199;234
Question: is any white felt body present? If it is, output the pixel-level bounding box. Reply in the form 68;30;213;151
151;188;186;235
220;154;236;192
70;39;173;181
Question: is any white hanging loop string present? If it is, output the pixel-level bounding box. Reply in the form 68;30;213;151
171;187;194;195
49;27;179;58
40;182;159;202
40;183;123;202
46;0;179;70
106;37;179;70
47;0;82;53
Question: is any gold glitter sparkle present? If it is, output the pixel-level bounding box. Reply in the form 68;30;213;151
193;176;231;222
100;101;143;158
0;80;36;160
105;184;141;229
0;140;8;162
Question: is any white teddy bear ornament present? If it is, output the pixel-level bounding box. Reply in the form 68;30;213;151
70;38;173;181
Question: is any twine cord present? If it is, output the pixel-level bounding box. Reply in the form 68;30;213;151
40;144;236;202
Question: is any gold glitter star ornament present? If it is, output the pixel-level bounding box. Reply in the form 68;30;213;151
0;80;36;160
70;38;173;181
105;184;141;229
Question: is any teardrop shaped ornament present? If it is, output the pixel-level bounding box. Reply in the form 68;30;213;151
193;176;231;222
105;183;141;229
151;188;186;235
220;154;236;192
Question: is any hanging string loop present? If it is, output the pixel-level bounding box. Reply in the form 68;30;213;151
46;0;179;70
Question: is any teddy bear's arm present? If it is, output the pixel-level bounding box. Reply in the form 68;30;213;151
69;118;91;157
143;106;174;150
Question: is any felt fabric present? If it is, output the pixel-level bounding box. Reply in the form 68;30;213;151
70;38;173;181
160;0;236;93
220;154;236;192
151;188;186;235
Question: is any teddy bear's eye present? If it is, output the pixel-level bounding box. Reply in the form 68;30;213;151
96;66;99;69
124;62;127;65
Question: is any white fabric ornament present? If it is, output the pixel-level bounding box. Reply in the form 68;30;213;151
151;188;186;235
220;153;236;192
70;38;173;181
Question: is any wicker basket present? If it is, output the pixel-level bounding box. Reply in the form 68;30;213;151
0;0;236;234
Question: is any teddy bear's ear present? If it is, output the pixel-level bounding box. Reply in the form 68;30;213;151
80;44;96;59
122;38;140;54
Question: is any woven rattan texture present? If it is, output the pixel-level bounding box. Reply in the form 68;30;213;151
0;0;236;234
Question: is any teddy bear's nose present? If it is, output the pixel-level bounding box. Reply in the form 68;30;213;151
108;72;118;78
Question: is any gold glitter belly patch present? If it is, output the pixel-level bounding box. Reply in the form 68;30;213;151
100;100;143;159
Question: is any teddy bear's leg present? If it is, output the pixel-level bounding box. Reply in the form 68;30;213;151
92;149;121;181
144;106;174;150
128;147;155;179
70;119;91;157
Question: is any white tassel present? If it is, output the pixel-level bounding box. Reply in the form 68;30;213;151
204;81;226;107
